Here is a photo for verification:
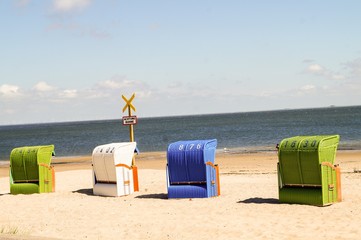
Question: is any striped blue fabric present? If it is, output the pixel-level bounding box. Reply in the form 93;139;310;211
168;185;208;198
166;139;217;198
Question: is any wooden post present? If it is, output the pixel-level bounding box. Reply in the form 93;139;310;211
128;107;134;142
122;93;138;191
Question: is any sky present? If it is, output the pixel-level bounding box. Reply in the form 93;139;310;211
1;0;361;125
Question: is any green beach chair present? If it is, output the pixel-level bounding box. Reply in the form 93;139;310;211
10;145;55;194
277;135;341;206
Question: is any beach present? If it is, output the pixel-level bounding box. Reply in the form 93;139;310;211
1;150;361;239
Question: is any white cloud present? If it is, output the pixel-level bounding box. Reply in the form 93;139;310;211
167;81;183;89
4;108;17;114
307;64;325;74
83;89;110;99
300;84;316;91
94;78;152;99
305;63;345;81
136;90;152;98
0;84;21;98
59;89;78;98
33;81;55;92
331;74;345;80
48;1;111;40
53;0;91;12
258;91;272;97
276;84;318;98
97;79;132;89
0;74;359;125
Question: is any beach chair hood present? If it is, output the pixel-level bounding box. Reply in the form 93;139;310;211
166;139;220;198
277;135;341;206
92;142;137;197
10;145;55;194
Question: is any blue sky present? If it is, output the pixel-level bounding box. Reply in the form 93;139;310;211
1;0;360;125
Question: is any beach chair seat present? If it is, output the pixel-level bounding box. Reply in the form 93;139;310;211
10;145;55;194
92;142;138;197
277;135;341;206
168;185;208;198
166;139;220;198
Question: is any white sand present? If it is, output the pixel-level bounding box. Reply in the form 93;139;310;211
1;151;361;239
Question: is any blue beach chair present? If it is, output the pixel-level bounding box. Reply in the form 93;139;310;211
166;139;220;198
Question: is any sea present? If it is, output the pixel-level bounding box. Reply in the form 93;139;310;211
0;105;361;161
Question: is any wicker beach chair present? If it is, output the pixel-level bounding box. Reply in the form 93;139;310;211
92;142;138;197
10;145;55;194
277;135;342;206
166;139;220;198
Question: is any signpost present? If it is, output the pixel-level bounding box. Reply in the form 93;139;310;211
122;116;137;125
122;93;136;142
122;93;139;191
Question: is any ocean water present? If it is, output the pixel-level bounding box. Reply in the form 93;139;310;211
0;105;361;160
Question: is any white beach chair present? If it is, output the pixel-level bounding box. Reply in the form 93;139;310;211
92;142;138;197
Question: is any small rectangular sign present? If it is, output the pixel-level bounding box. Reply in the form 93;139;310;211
122;116;137;125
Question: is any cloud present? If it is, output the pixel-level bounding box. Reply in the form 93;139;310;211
4;108;17;115
33;81;56;92
305;58;361;84
330;74;345;80
0;84;22;98
300;84;316;91
167;81;183;89
53;0;92;12
47;0;112;40
307;64;324;74
59;89;78;98
1;71;359;125
94;77;152;99
305;63;345;81
97;79;133;89
0;77;152;105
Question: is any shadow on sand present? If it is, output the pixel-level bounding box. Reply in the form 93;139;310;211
238;197;280;204
72;188;94;196
72;189;169;200
135;193;168;200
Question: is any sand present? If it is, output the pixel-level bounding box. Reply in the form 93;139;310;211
1;150;361;240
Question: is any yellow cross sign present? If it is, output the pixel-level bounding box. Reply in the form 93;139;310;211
122;93;136;112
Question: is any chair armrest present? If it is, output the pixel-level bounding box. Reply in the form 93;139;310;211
115;163;132;170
